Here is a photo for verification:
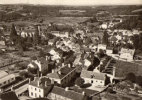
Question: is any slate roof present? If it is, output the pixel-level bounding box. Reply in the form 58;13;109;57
81;70;106;81
50;86;86;100
47;66;76;80
0;91;18;100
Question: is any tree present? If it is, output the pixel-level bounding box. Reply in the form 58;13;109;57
97;49;105;58
16;37;27;52
139;33;142;51
126;73;136;83
132;34;139;50
39;49;45;57
102;31;109;45
19;71;29;79
136;76;142;86
75;77;85;87
33;25;40;46
28;65;39;74
10;24;18;44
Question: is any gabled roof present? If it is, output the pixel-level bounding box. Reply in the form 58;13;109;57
0;71;8;79
81;70;106;81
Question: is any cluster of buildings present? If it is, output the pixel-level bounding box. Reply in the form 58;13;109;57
0;10;142;100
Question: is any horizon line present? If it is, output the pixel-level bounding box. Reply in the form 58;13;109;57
0;3;142;6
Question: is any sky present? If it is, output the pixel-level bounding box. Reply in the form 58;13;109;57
0;0;142;5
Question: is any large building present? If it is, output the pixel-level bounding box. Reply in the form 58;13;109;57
27;57;49;74
48;86;99;100
47;65;78;86
0;71;16;88
119;48;135;61
28;77;53;98
81;70;106;86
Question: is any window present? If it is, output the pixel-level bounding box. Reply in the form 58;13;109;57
35;88;36;91
39;89;40;92
4;81;6;84
96;81;98;82
35;93;37;97
91;80;93;83
31;92;33;96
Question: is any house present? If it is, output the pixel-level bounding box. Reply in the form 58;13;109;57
47;65;78;86
49;49;62;61
97;44;107;52
106;47;113;55
81;70;106;86
89;44;97;52
48;86;90;100
28;77;53;98
0;45;7;52
119;48;135;61
51;31;69;38
0;73;16;88
100;23;108;29
0;41;6;46
28;57;49;74
84;58;92;68
48;39;54;46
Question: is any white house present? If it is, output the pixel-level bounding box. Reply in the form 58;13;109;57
28;77;53;98
100;23;108;29
97;44;107;52
0;71;16;88
106;47;113;55
81;70;106;86
119;48;135;61
51;31;69;38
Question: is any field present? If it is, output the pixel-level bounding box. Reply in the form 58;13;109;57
115;60;142;78
0;17;91;26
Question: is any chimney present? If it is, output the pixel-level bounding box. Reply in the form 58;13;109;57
82;91;85;95
58;71;61;75
37;81;40;87
65;87;69;91
46;56;48;61
113;67;116;77
34;77;36;81
29;78;31;83
52;69;55;73
62;63;64;67
40;73;42;77
51;79;54;84
45;81;47;87
11;85;14;91
68;64;71;68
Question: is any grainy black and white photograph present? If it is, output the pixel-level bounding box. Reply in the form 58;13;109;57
0;0;142;100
